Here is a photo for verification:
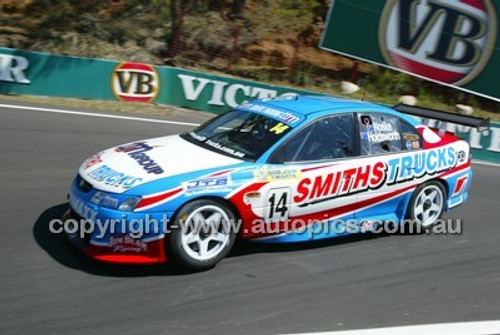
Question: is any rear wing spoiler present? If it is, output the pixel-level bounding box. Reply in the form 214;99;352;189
393;103;490;132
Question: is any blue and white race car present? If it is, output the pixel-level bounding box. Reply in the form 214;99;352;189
65;96;488;270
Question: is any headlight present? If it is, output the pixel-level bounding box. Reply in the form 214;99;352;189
91;192;139;211
118;197;142;211
90;191;119;208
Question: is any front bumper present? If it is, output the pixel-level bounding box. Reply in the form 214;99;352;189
64;177;174;264
63;208;167;264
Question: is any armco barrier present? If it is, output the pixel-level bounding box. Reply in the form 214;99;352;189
0;47;499;163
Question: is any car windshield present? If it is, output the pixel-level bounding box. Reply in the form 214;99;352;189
181;109;293;161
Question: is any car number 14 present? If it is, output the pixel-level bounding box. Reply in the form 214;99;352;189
266;188;291;222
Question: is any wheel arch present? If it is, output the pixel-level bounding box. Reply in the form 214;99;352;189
434;177;450;196
434;177;450;211
399;177;449;220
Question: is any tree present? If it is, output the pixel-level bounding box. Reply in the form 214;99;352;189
167;0;185;59
229;0;245;19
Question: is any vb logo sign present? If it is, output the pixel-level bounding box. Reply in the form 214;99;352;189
379;0;497;85
111;62;160;102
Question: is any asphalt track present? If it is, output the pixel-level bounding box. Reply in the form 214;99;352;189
1;100;499;335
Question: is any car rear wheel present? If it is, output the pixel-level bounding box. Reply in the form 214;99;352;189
406;181;447;229
167;199;236;271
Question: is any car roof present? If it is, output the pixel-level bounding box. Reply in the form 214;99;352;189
254;95;418;125
257;95;380;115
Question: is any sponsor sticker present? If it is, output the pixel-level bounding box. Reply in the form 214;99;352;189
185;176;230;190
184;176;232;196
115;142;164;175
87;165;143;189
189;132;207;142
294;147;457;205
457;150;467;163
404;134;420;141
205;139;246;158
254;167;302;182
360;116;374;131
70;194;98;221
239;103;301;125
110;235;147;253
82;152;103;170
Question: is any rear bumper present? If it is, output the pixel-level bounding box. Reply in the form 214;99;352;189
63;209;167;264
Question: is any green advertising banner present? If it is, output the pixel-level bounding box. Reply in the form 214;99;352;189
0;47;499;163
0;48;116;100
0;47;314;114
320;0;500;102
159;67;316;114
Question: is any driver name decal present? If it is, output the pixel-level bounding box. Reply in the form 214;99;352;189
361;118;401;143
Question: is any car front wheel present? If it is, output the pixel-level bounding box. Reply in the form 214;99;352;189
167;199;237;271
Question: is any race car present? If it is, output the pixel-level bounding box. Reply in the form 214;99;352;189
64;95;488;270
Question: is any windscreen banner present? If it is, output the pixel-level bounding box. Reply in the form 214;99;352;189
320;0;500;102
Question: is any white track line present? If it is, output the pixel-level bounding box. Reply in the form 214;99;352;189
280;320;500;335
473;159;500;167
0;103;201;127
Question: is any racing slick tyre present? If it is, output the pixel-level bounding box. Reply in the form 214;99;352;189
406;180;447;230
167;199;237;271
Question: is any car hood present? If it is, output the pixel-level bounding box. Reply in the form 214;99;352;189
78;134;243;193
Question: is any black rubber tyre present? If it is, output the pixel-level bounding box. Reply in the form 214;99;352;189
167;199;237;271
406;180;447;230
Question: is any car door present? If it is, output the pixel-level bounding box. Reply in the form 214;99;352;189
265;113;359;231
354;112;421;221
